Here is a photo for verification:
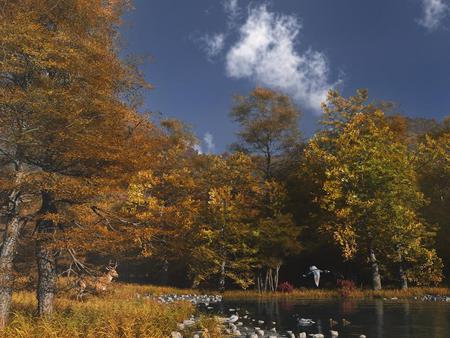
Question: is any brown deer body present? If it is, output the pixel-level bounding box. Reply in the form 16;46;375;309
76;262;118;300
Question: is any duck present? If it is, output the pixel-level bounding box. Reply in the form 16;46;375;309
298;318;315;326
342;318;351;326
330;330;339;337
255;328;264;336
329;318;338;327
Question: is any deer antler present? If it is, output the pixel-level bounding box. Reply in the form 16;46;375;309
106;260;118;270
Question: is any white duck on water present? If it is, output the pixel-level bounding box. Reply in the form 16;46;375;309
297;318;315;326
302;266;331;287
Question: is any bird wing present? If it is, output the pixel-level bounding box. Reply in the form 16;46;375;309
313;270;320;287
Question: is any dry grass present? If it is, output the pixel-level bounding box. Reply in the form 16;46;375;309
2;282;448;337
1;283;217;338
224;287;450;300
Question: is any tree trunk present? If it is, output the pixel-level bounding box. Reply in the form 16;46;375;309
256;272;261;293
0;168;24;328
268;268;273;292
36;191;57;316
274;263;281;291
264;269;269;292
0;215;22;328
397;249;408;290
369;245;382;290
218;260;226;293
36;239;56;315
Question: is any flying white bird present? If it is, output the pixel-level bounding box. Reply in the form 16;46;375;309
302;266;331;287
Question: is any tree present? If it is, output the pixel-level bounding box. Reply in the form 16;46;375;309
0;0;149;321
230;87;301;179
229;87;302;291
254;181;301;292
305;91;441;289
188;153;261;291
416;117;449;281
123;120;201;285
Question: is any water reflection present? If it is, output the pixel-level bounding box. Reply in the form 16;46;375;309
213;298;450;338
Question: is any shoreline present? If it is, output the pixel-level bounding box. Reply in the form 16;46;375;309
223;287;450;300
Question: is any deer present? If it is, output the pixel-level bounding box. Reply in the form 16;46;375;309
76;261;119;301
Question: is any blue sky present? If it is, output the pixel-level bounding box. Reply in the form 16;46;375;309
121;0;450;153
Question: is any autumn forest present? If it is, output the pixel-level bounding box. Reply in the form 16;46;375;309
0;0;449;336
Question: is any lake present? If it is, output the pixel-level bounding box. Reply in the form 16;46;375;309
201;297;450;337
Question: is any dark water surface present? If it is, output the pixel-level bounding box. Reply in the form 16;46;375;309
202;298;450;338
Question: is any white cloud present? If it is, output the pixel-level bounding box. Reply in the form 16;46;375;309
203;132;215;153
225;5;336;112
193;132;215;154
201;33;225;59
193;144;203;154
418;0;449;30
223;0;240;23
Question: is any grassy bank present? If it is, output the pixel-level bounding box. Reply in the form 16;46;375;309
1;284;217;338
224;287;450;300
2;283;449;337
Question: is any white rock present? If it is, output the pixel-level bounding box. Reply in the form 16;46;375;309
170;332;182;338
182;319;195;326
227;314;239;323
330;330;339;337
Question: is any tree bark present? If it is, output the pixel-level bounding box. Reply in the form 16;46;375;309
0;168;24;329
36;239;56;315
0;215;22;328
36;191;57;316
397;249;408;290
369;245;382;290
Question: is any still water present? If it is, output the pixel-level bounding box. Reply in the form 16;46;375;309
204;298;450;338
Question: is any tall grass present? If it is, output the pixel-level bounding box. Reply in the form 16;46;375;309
1;283;209;338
